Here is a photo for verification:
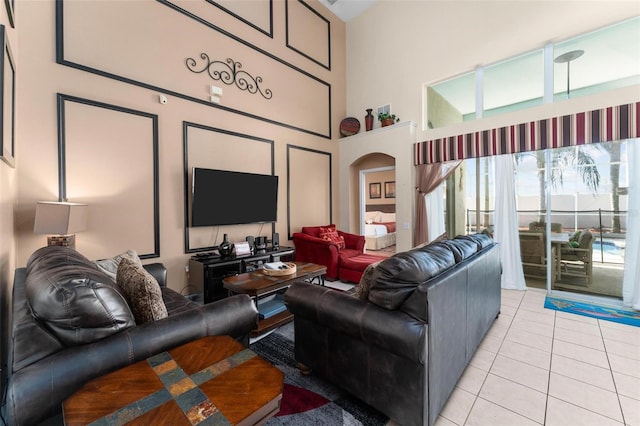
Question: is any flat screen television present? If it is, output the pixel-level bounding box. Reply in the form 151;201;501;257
191;167;278;227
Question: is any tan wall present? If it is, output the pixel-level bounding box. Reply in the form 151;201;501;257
0;1;16;385
365;169;395;206
15;0;346;290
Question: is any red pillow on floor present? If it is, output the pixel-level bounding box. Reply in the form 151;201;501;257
319;227;345;249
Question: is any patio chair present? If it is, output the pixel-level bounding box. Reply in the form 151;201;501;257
559;230;594;285
528;221;562;233
519;232;546;278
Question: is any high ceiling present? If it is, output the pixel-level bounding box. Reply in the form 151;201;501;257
316;2;639;118
317;0;376;22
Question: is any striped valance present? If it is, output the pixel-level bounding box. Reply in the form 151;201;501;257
414;102;640;165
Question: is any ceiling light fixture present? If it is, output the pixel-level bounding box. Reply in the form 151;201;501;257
554;49;584;99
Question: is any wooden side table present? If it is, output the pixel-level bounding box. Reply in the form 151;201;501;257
63;336;283;425
223;262;327;336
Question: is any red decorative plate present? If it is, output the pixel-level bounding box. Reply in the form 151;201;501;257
340;117;360;137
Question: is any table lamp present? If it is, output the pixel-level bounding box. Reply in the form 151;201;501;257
34;201;88;249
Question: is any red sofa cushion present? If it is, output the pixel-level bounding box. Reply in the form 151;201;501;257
339;253;388;283
340;254;388;272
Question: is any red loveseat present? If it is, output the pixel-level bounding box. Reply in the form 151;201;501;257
292;224;365;281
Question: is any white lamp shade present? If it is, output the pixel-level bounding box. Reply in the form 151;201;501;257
34;202;88;235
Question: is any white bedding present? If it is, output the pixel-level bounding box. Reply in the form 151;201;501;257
365;223;389;236
365;210;397;250
365;233;396;250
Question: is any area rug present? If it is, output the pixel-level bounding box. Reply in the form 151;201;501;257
544;296;640;327
250;323;389;425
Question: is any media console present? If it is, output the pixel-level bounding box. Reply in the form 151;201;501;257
188;246;295;304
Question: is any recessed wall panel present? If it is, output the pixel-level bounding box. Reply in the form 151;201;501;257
287;0;331;69
287;145;331;239
58;95;159;259
184;123;274;252
58;0;331;138
207;0;273;36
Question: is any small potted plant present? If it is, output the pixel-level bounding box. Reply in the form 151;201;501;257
378;112;400;127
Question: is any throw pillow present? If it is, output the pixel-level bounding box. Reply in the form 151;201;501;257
354;260;382;300
319;227;346;249
116;257;168;324
379;212;396;223
95;249;142;281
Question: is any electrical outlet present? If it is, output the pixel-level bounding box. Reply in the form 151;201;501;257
377;104;391;116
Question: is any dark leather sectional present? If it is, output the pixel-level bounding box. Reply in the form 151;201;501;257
285;234;502;426
3;246;258;425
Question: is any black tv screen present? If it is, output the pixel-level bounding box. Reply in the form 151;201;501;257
191;168;278;227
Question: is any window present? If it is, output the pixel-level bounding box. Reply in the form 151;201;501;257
426;17;640;130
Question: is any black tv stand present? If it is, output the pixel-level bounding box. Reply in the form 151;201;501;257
192;252;220;261
188;246;295;304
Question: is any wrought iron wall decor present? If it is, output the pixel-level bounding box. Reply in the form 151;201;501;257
186;54;273;100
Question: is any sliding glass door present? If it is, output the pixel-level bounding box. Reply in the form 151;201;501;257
456;140;630;302
542;141;627;300
513;141;628;300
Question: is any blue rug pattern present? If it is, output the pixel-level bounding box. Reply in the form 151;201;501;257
544;296;640;327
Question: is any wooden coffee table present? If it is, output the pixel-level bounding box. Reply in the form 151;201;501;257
223;261;327;336
63;336;283;426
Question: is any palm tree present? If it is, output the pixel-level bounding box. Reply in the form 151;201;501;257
517;146;601;223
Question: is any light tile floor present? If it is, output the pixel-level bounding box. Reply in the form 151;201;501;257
433;288;640;426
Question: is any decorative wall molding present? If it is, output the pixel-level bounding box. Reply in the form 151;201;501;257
286;0;331;70
57;94;160;259
286;145;332;240
56;0;332;139
205;0;273;38
183;122;275;253
186;55;273;100
0;25;15;168
4;0;14;28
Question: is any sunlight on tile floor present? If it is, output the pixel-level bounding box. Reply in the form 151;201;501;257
430;288;640;426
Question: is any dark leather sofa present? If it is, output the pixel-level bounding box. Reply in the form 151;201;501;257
285;234;501;426
3;246;258;425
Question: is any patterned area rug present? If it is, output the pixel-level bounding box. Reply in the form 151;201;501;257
544;296;640;327
250;323;389;425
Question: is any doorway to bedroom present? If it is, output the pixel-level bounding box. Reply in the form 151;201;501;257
361;165;396;256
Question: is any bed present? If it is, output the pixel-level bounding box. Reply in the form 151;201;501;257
364;210;396;250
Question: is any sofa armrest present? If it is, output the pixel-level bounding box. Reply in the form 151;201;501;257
143;262;167;287
3;294;257;426
285;282;426;363
339;230;365;252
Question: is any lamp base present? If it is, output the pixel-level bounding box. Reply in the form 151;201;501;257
47;234;76;250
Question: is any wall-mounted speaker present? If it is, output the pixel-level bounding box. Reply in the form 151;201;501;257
272;232;279;249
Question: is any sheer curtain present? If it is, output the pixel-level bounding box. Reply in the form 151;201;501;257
623;139;640;309
426;186;445;243
494;154;527;290
415;161;461;246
